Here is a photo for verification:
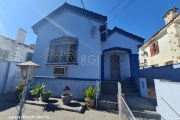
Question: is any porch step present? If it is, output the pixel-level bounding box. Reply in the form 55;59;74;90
101;89;118;95
132;109;161;120
97;94;118;111
123;92;140;97
125;96;156;111
119;81;134;85
122;88;138;92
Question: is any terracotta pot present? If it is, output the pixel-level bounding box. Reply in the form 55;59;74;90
85;98;95;108
41;93;51;102
61;94;73;105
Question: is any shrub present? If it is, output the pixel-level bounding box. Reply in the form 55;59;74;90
30;83;45;95
81;85;100;100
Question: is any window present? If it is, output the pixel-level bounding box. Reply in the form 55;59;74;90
53;66;67;76
47;36;78;65
164;61;173;66
150;41;159;56
0;48;9;61
144;59;147;63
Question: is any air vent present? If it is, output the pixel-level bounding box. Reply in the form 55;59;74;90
53;66;67;76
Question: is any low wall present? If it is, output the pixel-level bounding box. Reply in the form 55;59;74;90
0;61;21;94
140;64;180;84
30;77;98;100
155;79;180;120
134;78;148;97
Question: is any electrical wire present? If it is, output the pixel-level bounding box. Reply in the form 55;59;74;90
108;0;136;23
100;0;124;22
81;0;94;28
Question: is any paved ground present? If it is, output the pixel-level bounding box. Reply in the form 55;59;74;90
148;84;156;98
0;92;119;120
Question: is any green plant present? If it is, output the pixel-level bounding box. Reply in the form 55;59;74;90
81;85;100;100
147;83;151;89
16;80;27;92
30;83;45;96
41;90;51;95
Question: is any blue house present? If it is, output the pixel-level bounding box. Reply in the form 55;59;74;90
32;3;144;99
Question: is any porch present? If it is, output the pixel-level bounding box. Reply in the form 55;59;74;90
101;47;140;81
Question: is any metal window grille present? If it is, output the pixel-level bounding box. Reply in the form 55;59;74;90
47;36;78;65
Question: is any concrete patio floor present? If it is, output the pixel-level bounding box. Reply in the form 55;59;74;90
0;92;119;120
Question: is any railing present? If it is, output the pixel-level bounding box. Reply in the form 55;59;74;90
118;82;136;120
161;97;180;118
95;80;100;109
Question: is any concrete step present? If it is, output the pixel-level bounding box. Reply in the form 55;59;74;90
101;87;118;91
121;84;136;88
101;82;118;86
97;94;118;111
132;109;161;120
101;89;118;95
135;117;160;120
122;92;140;97
125;97;156;111
122;88;138;92
119;81;134;85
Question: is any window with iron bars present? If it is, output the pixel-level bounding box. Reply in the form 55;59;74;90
47;36;78;65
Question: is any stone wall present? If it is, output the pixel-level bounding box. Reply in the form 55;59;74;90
30;78;97;100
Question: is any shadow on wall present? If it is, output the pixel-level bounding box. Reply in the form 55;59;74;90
140;63;180;84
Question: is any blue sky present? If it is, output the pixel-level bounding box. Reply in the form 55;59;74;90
0;0;180;45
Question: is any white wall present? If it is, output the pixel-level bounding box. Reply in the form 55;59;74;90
0;61;9;94
104;51;131;80
102;32;142;54
0;29;34;62
155;79;180;120
4;62;21;93
0;61;21;94
139;22;180;67
32;10;102;79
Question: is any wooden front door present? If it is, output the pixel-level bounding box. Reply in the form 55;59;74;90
110;55;120;80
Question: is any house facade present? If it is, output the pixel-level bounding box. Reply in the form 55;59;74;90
0;28;34;62
32;3;144;99
139;7;180;67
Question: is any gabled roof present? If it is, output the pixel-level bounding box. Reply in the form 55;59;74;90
32;2;107;32
107;27;145;43
142;14;180;48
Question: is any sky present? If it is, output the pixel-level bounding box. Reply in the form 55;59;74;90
0;0;180;45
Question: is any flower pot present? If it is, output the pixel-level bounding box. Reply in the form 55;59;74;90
41;93;51;102
85;98;95;108
15;91;22;99
61;94;73;105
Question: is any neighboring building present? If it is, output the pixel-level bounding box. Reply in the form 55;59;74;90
32;3;144;99
139;7;180;67
0;28;34;62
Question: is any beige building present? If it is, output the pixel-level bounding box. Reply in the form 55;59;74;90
0;28;34;62
139;7;180;67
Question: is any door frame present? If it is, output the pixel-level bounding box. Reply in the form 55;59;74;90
110;55;120;80
101;47;132;80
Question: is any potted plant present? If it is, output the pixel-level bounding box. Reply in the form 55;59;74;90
61;86;73;105
81;85;100;108
147;83;151;92
41;90;51;102
15;80;26;99
30;83;51;101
